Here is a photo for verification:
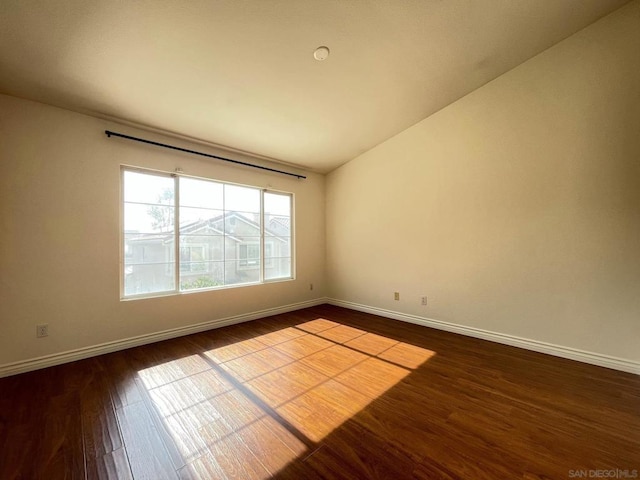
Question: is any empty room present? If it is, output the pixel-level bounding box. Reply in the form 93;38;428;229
1;1;639;479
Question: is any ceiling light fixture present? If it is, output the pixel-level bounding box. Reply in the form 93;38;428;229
313;46;330;61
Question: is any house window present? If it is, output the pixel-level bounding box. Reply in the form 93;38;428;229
238;243;273;269
122;167;294;298
239;244;260;267
180;246;207;272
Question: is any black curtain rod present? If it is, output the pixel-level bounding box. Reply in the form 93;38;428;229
104;130;306;179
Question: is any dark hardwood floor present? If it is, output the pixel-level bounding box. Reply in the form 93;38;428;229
1;304;638;479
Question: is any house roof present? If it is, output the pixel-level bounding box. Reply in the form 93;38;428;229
128;211;288;244
269;216;291;230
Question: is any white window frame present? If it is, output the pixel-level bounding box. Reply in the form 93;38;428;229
120;166;294;300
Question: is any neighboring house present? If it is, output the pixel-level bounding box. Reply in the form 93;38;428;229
124;211;290;295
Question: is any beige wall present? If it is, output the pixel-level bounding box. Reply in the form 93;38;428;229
0;94;326;366
326;2;640;362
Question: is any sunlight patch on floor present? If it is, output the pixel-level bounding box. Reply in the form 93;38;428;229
137;318;436;479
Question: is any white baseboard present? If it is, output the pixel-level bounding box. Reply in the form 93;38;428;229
0;298;327;378
327;298;640;375
5;298;637;377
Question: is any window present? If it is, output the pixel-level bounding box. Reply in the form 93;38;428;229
122;168;293;298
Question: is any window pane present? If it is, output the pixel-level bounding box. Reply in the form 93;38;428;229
265;217;290;236
226;237;261;260
124;263;175;296
264;237;290;258
180;262;225;291
265;192;291;238
125;203;174;234
124;171;174;205
225;184;260;213
123;233;174;296
124;234;174;265
225;261;259;286
180;178;223;210
180;235;224;262
180;245;206;271
264;192;291;216
265;257;291;280
225;212;260;236
123;169;176;298
180;208;223;233
237;243;261;268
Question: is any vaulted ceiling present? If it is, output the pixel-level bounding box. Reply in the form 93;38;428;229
0;0;630;172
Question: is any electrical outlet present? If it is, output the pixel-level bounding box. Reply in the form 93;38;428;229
421;296;428;306
394;292;400;301
36;324;49;338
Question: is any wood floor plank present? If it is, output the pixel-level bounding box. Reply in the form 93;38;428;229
298;343;369;377
81;371;124;460
275;379;371;442
234;416;307;476
0;372;44;479
117;401;178;480
252;326;307;347
99;352;144;409
85;448;134;480
177;432;270;480
244;361;329;407
333;356;411;399
35;391;85;480
205;389;267;432
271;333;334;360
203;337;270;364
314;324;368;344
291;424;421;480
343;331;399;356
295;317;340;333
219;347;295;382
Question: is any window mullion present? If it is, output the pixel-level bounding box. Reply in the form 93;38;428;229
290;193;294;280
223;184;226;285
260;189;265;283
174;174;180;293
120;168;125;298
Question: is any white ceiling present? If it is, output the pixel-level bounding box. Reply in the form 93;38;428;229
0;0;630;173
